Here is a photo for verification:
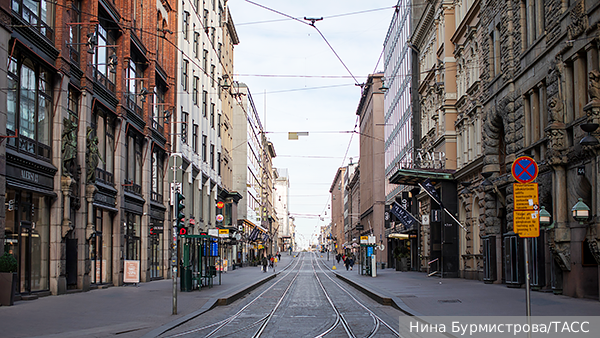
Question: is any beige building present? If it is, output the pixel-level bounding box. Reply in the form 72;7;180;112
356;74;387;266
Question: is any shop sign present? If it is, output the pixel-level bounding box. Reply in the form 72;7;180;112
360;236;368;244
219;229;229;238
208;228;219;237
124;260;140;283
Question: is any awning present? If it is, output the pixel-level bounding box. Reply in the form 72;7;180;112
388;168;455;185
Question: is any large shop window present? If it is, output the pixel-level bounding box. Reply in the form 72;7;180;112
6;56;52;161
93;111;115;185
125;213;141;260
4;190;50;293
12;0;54;40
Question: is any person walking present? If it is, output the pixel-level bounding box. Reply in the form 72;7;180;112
277;252;281;261
344;256;350;271
262;256;268;273
349;256;355;271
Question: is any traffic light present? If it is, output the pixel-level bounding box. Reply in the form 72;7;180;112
176;191;186;234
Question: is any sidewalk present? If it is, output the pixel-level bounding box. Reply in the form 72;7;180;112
0;254;294;338
321;256;600;317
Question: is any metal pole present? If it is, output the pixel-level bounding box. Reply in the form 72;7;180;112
524;237;532;338
171;153;182;315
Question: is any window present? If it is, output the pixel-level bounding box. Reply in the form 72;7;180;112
193;76;199;105
194;0;199;12
152;82;167;133
202;90;208;117
217;152;221;175
157;16;168;67
193;124;199;153
11;0;54;40
210;103;215;128
211;65;215;87
183;11;190;40
217;114;221;137
194;31;200;58
93;111;115;184
68;87;79;122
210;144;215;169
125;212;141;260
6;55;52;161
125;132;143;192
126;58;145;116
202;135;207;162
151;149;164;203
182;111;189;144
94;23;117;92
68;0;81;64
203;49;208;72
522;0;545;49
218;43;222;59
204;9;208;29
182;58;189;92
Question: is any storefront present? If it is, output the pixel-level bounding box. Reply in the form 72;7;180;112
91;185;117;285
4;160;56;295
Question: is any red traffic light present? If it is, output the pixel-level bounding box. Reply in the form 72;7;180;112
216;201;224;209
179;228;187;235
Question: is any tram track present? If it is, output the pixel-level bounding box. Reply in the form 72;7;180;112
163;252;402;338
164;255;304;338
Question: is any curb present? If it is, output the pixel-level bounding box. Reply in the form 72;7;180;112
141;261;294;337
333;272;423;317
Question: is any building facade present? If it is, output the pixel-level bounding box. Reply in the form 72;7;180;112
356;74;387;267
1;0;180;298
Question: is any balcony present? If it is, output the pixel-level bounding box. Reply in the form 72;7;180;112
95;168;114;186
151;191;163;204
123;179;142;195
94;69;116;93
151;118;164;135
126;93;143;118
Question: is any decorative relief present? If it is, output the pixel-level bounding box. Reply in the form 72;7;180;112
567;0;589;41
548;235;571;271
588;70;600;102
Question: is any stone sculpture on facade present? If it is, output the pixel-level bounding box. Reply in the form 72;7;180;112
85;127;103;184
62;118;77;177
588;70;600;102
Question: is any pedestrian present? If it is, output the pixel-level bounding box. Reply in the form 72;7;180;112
344;256;350;271
277;252;281;261
262;256;268;272
269;255;274;269
349;256;355;271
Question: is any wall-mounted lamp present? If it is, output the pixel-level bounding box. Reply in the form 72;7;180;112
572;198;590;224
579;123;599;146
379;78;389;92
539;206;552;229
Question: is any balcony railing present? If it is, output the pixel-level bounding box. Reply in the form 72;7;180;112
7;130;52;162
151;119;164;135
95;168;114;186
126;93;143;117
12;0;54;41
151;191;163;203
124;179;142;195
94;69;116;93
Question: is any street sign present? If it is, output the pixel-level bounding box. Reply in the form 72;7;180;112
514;210;540;237
513;183;539;211
511;156;538;183
218;229;229;238
360;236;368;244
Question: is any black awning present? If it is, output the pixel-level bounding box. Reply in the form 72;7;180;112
388;168;455;185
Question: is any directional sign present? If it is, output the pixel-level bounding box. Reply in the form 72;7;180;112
511;156;538;183
514;210;540;238
513;183;539;211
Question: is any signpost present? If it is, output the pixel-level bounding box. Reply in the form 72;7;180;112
511;156;539;338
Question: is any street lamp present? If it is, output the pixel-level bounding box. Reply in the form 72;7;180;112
571;198;590;224
539;206;552;228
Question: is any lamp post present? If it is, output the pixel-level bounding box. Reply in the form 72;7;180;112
571;198;590;224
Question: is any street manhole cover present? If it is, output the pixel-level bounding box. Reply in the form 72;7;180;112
438;299;461;303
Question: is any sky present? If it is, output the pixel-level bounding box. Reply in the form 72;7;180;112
228;0;398;249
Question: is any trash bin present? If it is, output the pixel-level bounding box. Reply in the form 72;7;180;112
181;266;192;292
